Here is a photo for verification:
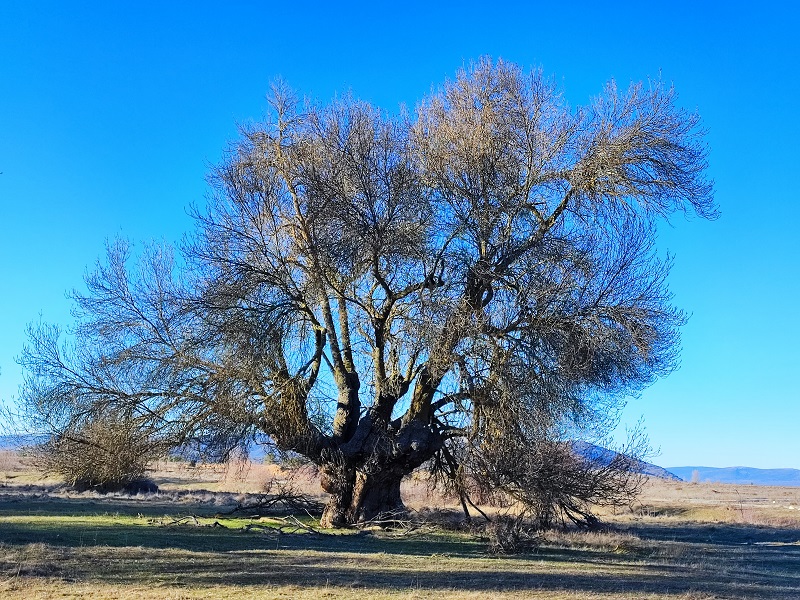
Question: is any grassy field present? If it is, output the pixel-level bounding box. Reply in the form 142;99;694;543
2;451;800;599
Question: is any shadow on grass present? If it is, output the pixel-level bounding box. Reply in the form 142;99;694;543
0;487;253;519
2;492;800;598
631;520;800;545
0;517;487;558
2;536;800;599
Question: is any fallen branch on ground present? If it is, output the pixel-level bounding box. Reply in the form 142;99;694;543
218;479;324;516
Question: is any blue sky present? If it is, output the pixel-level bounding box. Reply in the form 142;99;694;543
1;1;798;468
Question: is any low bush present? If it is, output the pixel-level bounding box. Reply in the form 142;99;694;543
32;416;159;492
485;515;541;554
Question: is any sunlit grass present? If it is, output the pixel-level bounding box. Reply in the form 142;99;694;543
2;457;800;598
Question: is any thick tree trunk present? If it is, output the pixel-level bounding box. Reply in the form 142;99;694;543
318;409;442;528
319;466;407;527
319;463;355;528
348;469;406;523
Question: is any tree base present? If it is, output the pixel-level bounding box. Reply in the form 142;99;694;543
320;468;406;528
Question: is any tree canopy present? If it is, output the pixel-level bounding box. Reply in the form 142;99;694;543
18;58;715;527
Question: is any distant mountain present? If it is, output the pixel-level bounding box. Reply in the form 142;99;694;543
572;441;681;481
0;434;46;449
16;434;794;487
669;466;800;487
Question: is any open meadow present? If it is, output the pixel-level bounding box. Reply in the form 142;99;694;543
1;450;799;599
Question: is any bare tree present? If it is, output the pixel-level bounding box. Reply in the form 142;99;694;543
17;58;715;527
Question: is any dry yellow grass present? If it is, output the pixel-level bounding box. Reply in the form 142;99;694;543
618;478;800;527
1;454;799;599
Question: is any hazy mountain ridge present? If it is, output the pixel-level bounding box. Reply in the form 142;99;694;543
6;434;797;487
669;466;800;487
0;434;45;449
571;441;681;481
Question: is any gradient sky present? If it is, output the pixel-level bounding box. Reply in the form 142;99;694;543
1;1;798;469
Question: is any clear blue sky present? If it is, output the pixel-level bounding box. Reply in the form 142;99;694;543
1;1;798;469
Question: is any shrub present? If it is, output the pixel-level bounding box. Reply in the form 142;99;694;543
485;515;541;554
32;415;160;492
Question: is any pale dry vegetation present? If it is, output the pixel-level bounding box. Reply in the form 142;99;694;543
2;453;800;599
625;479;800;527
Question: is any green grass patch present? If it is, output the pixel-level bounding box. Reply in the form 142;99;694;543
3;477;800;598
